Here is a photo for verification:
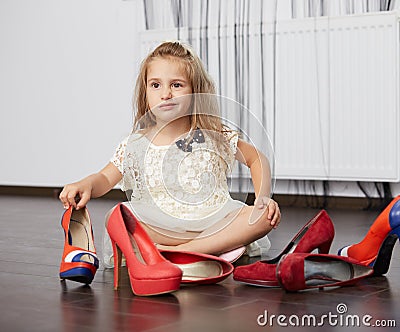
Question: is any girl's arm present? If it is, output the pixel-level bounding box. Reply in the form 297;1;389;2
235;139;271;199
235;139;280;227
59;162;122;210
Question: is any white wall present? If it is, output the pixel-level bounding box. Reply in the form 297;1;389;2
0;0;399;198
0;0;144;186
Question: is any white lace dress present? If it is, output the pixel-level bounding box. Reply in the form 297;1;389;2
114;130;247;231
102;129;270;267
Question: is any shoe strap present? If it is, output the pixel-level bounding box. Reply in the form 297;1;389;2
64;250;99;268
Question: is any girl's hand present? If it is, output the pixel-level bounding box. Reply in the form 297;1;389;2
255;197;281;228
59;181;92;210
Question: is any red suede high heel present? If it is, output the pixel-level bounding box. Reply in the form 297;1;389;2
106;203;182;296
233;210;335;287
59;206;99;285
276;253;374;292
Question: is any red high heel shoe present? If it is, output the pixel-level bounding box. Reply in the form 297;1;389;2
160;250;234;284
233;210;334;287
276;253;374;292
106;203;182;296
59;206;99;284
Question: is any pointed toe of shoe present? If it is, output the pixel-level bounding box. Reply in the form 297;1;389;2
233;261;279;287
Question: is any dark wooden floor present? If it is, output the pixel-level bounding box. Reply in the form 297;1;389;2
0;196;399;331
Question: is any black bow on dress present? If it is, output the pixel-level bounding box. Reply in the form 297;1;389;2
175;128;205;152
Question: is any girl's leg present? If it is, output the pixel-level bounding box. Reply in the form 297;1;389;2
103;202;276;256
153;206;274;255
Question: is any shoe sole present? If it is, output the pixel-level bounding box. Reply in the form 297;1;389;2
128;270;181;296
233;276;280;288
60;267;95;285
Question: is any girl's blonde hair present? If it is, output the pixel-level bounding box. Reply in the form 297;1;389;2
133;41;227;135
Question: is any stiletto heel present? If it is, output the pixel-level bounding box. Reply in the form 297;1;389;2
338;197;400;275
233;210;335;287
276;253;374;292
106;203;182;296
59;206;99;285
111;240;123;290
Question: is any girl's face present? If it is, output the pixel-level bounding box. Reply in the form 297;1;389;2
146;57;193;126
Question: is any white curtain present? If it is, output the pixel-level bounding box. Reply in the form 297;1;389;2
140;0;399;201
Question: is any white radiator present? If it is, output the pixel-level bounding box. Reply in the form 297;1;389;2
140;11;400;182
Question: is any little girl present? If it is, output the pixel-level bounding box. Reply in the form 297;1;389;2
59;41;281;265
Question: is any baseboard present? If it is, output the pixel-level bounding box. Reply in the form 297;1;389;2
272;194;388;210
0;186;63;198
0;186;126;201
0;185;388;211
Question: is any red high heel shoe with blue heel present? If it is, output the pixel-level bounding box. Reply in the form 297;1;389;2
59;206;99;284
338;196;400;275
